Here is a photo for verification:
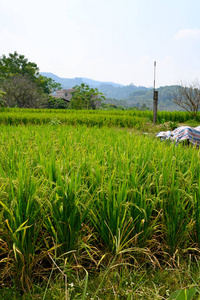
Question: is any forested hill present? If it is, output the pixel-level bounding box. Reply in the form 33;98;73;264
41;72;179;110
40;72;147;99
101;85;180;111
126;85;179;110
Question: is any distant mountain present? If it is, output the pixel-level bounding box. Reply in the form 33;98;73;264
106;85;180;111
97;83;148;100
76;77;124;88
40;72;124;89
40;73;84;89
40;72;147;100
41;72;180;110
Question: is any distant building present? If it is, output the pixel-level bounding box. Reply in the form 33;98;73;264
53;89;75;102
53;88;101;108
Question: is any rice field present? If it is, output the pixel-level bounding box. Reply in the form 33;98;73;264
0;109;200;298
0;121;200;291
0;107;199;126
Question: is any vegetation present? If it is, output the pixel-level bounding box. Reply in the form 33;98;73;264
0;110;200;298
0;51;40;80
127;85;179;111
174;81;200;119
47;96;69;109
0;52;61;108
2;54;199;112
0;108;198;127
69;83;105;110
40;73;146;100
41;73;182;110
0;90;5;107
1;49;200;298
101;86;181;111
0;75;47;108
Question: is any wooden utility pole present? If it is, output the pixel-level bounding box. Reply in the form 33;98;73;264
153;61;158;124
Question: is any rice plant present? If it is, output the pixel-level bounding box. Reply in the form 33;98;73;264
1;122;200;293
1;107;199;127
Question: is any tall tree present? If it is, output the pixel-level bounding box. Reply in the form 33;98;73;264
1;75;46;108
0;52;62;108
0;52;61;94
0;51;39;80
36;75;62;94
70;83;105;110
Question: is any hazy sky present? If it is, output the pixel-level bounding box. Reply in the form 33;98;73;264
1;0;200;87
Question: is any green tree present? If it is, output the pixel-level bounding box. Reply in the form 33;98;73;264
0;52;62;108
47;96;69;109
140;103;150;111
0;52;61;94
0;51;39;81
70;83;105;110
1;75;47;108
36;75;62;94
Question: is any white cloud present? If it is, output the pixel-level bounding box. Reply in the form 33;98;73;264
175;28;200;40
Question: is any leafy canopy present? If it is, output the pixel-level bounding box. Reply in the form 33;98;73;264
0;51;39;80
70;83;105;109
0;51;61;94
1;75;45;108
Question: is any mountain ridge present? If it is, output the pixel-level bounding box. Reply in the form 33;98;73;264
40;72;148;100
40;72;124;88
41;72;179;110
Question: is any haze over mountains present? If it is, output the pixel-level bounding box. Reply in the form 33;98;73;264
41;72;124;89
41;72;179;110
41;72;148;99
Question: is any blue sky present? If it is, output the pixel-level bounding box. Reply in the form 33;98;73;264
1;0;200;87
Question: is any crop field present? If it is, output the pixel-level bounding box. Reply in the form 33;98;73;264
1;110;200;298
0;108;199;126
